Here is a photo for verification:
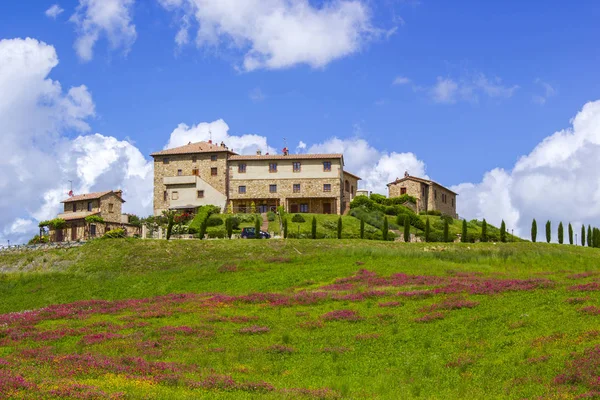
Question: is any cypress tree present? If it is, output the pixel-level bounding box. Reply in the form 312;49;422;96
311;216;317;239
462;219;468;243
500;220;506;243
254;217;261;239
558;222;564;244
443;219;449;242
531;219;537;243
425;218;430;242
588;225;592;247
283;218;288;239
546;221;551;243
481;219;487;242
226;217;233;239
360;219;365;239
595;228;600;248
382;217;389;241
582;225;586;246
404;216;410;242
568;223;573;245
337;217;342;239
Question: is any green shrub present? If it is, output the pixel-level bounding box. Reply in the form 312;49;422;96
283;218;288;238
443;219;449;242
28;235;49;245
208;229;227;239
426;210;442;216
225;217;233;239
103;228;125;239
85;215;105;224
382;217;389;241
206;215;224;227
337;217;342;239
462;219;468;243
360;219;365;239
531;219;537;243
404;217;410;242
291;214;306;223
500;220;507;243
189;205;221;232
267;211;276;221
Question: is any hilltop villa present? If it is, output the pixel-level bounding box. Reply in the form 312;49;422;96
387;172;458;218
47;190;140;242
151;141;361;215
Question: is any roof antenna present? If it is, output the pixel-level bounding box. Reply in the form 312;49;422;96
209;129;213;144
68;180;74;197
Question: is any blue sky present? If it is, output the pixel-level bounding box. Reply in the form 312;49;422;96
1;0;600;242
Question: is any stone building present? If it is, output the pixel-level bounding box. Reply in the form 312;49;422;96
151;141;361;215
387;172;458;218
49;190;140;242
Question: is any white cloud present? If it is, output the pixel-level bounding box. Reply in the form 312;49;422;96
69;0;137;62
0;37;153;244
431;77;459;104
308;137;427;194
430;73;518;104
296;141;307;152
532;79;556;105
159;0;380;71
453;99;600;238
249;87;265;102
45;4;65;19
392;76;410;85
164;119;277;156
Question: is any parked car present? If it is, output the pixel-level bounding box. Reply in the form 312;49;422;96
240;227;270;239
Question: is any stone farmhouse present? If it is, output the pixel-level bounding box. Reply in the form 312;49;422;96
49;190;140;242
387;172;458;218
151;141;361;215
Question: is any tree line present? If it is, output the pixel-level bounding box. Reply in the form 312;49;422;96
530;219;600;247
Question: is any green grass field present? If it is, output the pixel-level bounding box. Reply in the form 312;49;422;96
1;239;600;399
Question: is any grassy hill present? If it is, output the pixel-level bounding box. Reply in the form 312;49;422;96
1;239;599;398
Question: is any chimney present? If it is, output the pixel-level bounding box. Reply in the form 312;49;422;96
115;190;123;198
256;150;262;156
208;139;212;144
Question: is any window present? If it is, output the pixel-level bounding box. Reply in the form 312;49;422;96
434;190;437;200
163;158;170;164
87;202;92;212
323;161;332;172
90;224;96;237
293;184;301;193
269;184;277;193
238;186;246;194
345;180;350;192
293;162;301;172
351;186;354;195
452;197;454;207
172;191;179;200
300;204;309;213
323;184;331;192
269;163;278;173
211;167;218;176
192;168;199;176
109;203;114;213
192;156;197;163
238;163;247;173
401;187;407;195
422;186;425;196
197;190;204;198
72;203;76;212
177;169;183;176
211;155;218;161
163;191;168;201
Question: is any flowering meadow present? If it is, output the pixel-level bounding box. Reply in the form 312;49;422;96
2;239;600;398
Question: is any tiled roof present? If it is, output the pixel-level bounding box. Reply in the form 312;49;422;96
61;190;125;203
343;170;362;180
56;211;100;221
150;141;236;156
387;176;458;195
229;153;343;161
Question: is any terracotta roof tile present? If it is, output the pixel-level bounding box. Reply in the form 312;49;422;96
387;176;458;195
151;141;236;156
61;190;125;203
229;153;343;161
343;170;362;180
56;211;100;221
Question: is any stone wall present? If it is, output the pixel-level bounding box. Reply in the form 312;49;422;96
63;199;100;214
153;153;229;215
229;177;342;214
428;184;457;218
388;179;427;212
98;193;124;223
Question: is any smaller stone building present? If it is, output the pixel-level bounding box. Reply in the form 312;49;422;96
49;190;140;242
387;172;458;218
